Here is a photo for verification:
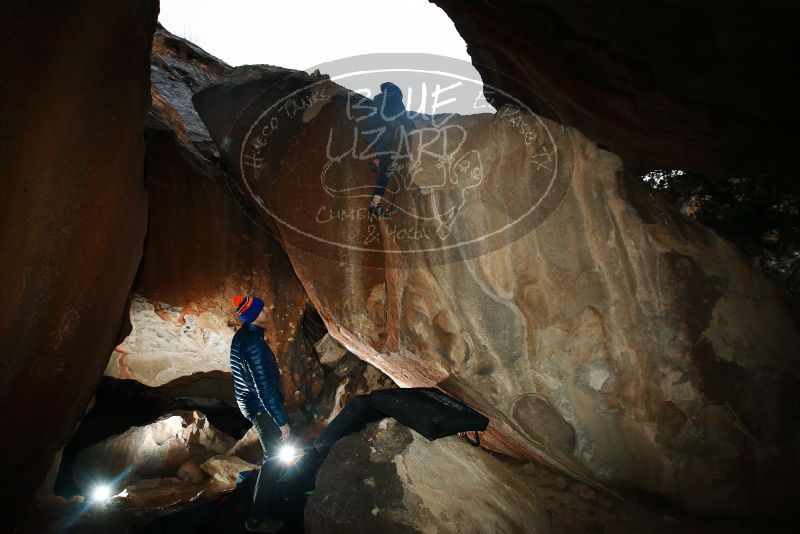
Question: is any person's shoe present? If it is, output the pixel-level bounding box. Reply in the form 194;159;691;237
368;202;390;219
245;516;284;533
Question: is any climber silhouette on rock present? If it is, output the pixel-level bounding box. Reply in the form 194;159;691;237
363;82;414;219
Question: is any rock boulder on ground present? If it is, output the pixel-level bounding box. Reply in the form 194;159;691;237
200;454;258;486
306;419;693;533
176;458;205;483
306;419;551;533
73;410;234;490
226;426;263;466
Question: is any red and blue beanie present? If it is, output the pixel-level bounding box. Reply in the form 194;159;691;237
232;295;265;323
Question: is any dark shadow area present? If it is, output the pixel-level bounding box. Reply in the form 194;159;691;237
142;466;310;534
642;169;800;296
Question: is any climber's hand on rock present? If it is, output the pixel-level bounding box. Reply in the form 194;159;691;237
279;423;291;442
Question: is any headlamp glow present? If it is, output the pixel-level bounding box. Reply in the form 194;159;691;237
91;484;112;502
277;444;302;465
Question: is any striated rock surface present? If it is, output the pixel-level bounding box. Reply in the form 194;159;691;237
149;23;231;159
112;477;211;513
0;0;157;515
73;410;234;490
94;454;256;516
194;66;800;515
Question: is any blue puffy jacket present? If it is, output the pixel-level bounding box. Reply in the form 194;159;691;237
230;323;287;426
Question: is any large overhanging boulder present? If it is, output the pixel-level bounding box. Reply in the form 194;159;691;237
433;0;800;179
193;67;800;515
106;27;396;425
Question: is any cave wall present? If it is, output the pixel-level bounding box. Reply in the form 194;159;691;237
430;0;800;299
103;26;320;413
193;67;800;515
1;0;797;523
0;0;158;516
432;0;800;179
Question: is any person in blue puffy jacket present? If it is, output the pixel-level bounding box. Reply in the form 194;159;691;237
230;294;290;533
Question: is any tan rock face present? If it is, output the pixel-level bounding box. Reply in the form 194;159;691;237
194;67;800;515
105;296;234;387
226;426;264;465
0;0;157;514
315;333;348;366
113;477;210;513
176;459;205;484
199;454;258;486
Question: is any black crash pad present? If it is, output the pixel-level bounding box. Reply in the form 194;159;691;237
313;387;489;456
368;388;489;440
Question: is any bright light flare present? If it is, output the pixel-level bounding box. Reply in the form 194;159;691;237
277;444;301;465
91;484;112;502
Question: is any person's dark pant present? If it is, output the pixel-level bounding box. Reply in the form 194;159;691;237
372;154;393;198
249;411;282;522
